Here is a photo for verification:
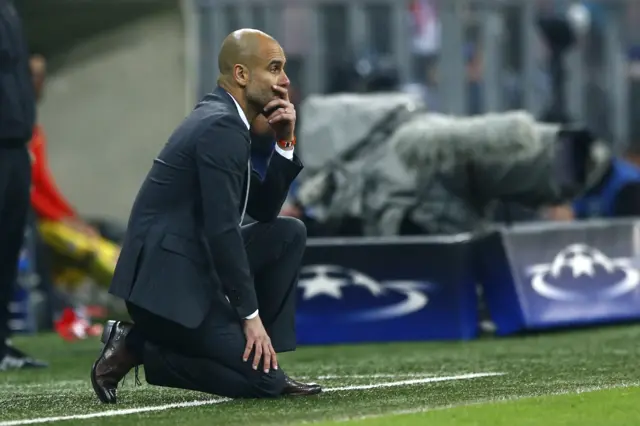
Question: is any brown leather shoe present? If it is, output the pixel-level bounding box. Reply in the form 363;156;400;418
91;320;139;404
281;375;322;396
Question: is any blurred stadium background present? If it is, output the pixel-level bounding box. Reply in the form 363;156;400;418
5;0;640;424
15;0;640;220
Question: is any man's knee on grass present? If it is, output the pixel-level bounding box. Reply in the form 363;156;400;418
240;351;286;398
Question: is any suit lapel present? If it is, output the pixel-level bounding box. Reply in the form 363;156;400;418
211;87;252;224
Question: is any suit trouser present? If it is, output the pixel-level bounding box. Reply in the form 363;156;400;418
0;144;31;353
127;217;307;398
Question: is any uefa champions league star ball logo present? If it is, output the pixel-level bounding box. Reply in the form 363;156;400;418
526;244;640;302
297;265;431;321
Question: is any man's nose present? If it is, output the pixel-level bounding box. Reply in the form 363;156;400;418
279;73;290;88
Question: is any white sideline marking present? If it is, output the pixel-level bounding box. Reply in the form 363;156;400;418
325;382;640;424
0;374;457;390
312;374;435;380
0;372;503;425
325;373;503;392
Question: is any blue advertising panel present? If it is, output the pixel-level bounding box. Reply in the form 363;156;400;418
479;220;640;335
296;235;479;345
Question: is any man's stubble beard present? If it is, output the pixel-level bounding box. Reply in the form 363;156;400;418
246;82;272;116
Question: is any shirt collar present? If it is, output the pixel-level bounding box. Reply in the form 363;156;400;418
226;92;250;130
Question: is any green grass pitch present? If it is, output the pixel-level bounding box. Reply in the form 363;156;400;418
1;325;639;425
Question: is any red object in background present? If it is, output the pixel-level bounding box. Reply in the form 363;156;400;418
29;125;77;221
54;308;103;341
84;305;108;319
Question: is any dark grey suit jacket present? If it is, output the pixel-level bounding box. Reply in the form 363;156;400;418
109;86;303;328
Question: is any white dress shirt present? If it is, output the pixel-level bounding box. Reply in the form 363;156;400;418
227;92;295;320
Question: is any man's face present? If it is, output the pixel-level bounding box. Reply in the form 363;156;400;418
245;39;290;112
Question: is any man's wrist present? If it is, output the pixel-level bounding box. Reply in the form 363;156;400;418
276;136;296;150
244;309;259;320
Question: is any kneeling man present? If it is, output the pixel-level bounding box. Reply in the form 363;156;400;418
90;28;320;403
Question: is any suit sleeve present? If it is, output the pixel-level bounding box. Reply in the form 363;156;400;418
195;119;258;319
247;151;304;222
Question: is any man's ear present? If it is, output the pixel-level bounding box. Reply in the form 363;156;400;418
234;64;249;87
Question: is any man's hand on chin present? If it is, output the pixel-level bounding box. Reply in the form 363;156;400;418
251;115;275;137
264;85;296;142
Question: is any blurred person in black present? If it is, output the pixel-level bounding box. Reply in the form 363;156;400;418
328;52;400;95
547;155;640;221
0;0;47;370
545;125;640;221
547;56;640;222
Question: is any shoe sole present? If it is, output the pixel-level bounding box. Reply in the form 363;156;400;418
284;387;323;397
91;320;118;404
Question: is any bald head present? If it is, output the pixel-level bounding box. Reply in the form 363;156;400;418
218;29;276;76
217;28;289;119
